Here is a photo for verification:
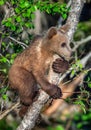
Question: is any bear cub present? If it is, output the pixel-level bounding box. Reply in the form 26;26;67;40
8;24;72;117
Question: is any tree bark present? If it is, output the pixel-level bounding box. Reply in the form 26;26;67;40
17;0;85;130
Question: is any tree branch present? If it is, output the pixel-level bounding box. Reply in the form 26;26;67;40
66;0;85;41
17;0;85;130
73;35;91;51
81;52;91;67
0;102;20;120
8;36;28;49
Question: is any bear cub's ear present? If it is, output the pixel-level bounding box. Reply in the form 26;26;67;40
59;24;70;33
47;27;57;39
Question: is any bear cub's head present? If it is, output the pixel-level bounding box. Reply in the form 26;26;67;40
45;24;72;61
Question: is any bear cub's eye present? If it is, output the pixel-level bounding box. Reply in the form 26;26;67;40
61;42;66;47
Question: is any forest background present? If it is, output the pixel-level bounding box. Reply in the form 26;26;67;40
0;0;91;130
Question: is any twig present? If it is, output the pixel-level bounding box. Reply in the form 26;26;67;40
0;102;20;120
0;33;2;52
8;36;28;49
65;115;73;130
67;0;72;8
81;52;91;67
73;35;91;51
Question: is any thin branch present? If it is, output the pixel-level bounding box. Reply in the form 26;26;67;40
73;35;91;51
0;102;20;120
8;36;28;48
81;52;91;67
0;33;2;52
67;0;72;8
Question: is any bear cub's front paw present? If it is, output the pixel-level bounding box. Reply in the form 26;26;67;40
52;58;69;74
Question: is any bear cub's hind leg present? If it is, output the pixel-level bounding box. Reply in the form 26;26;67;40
14;68;39;117
16;69;38;106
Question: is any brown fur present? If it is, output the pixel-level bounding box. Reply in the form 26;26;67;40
8;24;72;117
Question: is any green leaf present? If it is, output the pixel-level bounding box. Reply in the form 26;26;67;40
31;6;36;12
55;125;64;130
47;125;64;130
81;107;86;114
20;0;24;4
61;7;66;12
77;123;83;129
6;54;10;58
47;126;53;130
16;16;21;22
82;115;89;121
70;70;75;77
2;94;8;100
87;77;90;82
88;83;91;88
11;53;17;59
34;5;37;10
62;13;67;19
2;69;7;73
5;21;11;27
10;25;16;31
79;63;83;69
10;59;14;64
53;7;59;12
0;0;4;5
1;42;6;47
65;97;71;103
0;57;7;63
22;13;27;17
7;17;12;22
24;1;29;7
20;3;25;8
0;87;8;94
31;14;35;19
15;8;20;13
25;23;32;28
74;100;86;113
11;0;14;5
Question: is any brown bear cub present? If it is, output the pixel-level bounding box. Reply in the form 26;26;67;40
8;24;72;117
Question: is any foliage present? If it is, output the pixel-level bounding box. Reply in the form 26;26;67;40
1;0;69;34
70;59;83;78
0;53;17;74
47;125;64;130
65;63;91;114
0;0;69;76
74;21;91;40
0;86;9;100
46;108;91;130
0;118;18;130
0;0;91;130
73;109;91;130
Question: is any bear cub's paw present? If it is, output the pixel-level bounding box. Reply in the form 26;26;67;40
52;58;69;74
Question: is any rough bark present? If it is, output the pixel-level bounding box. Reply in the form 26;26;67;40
17;0;85;130
66;0;85;40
